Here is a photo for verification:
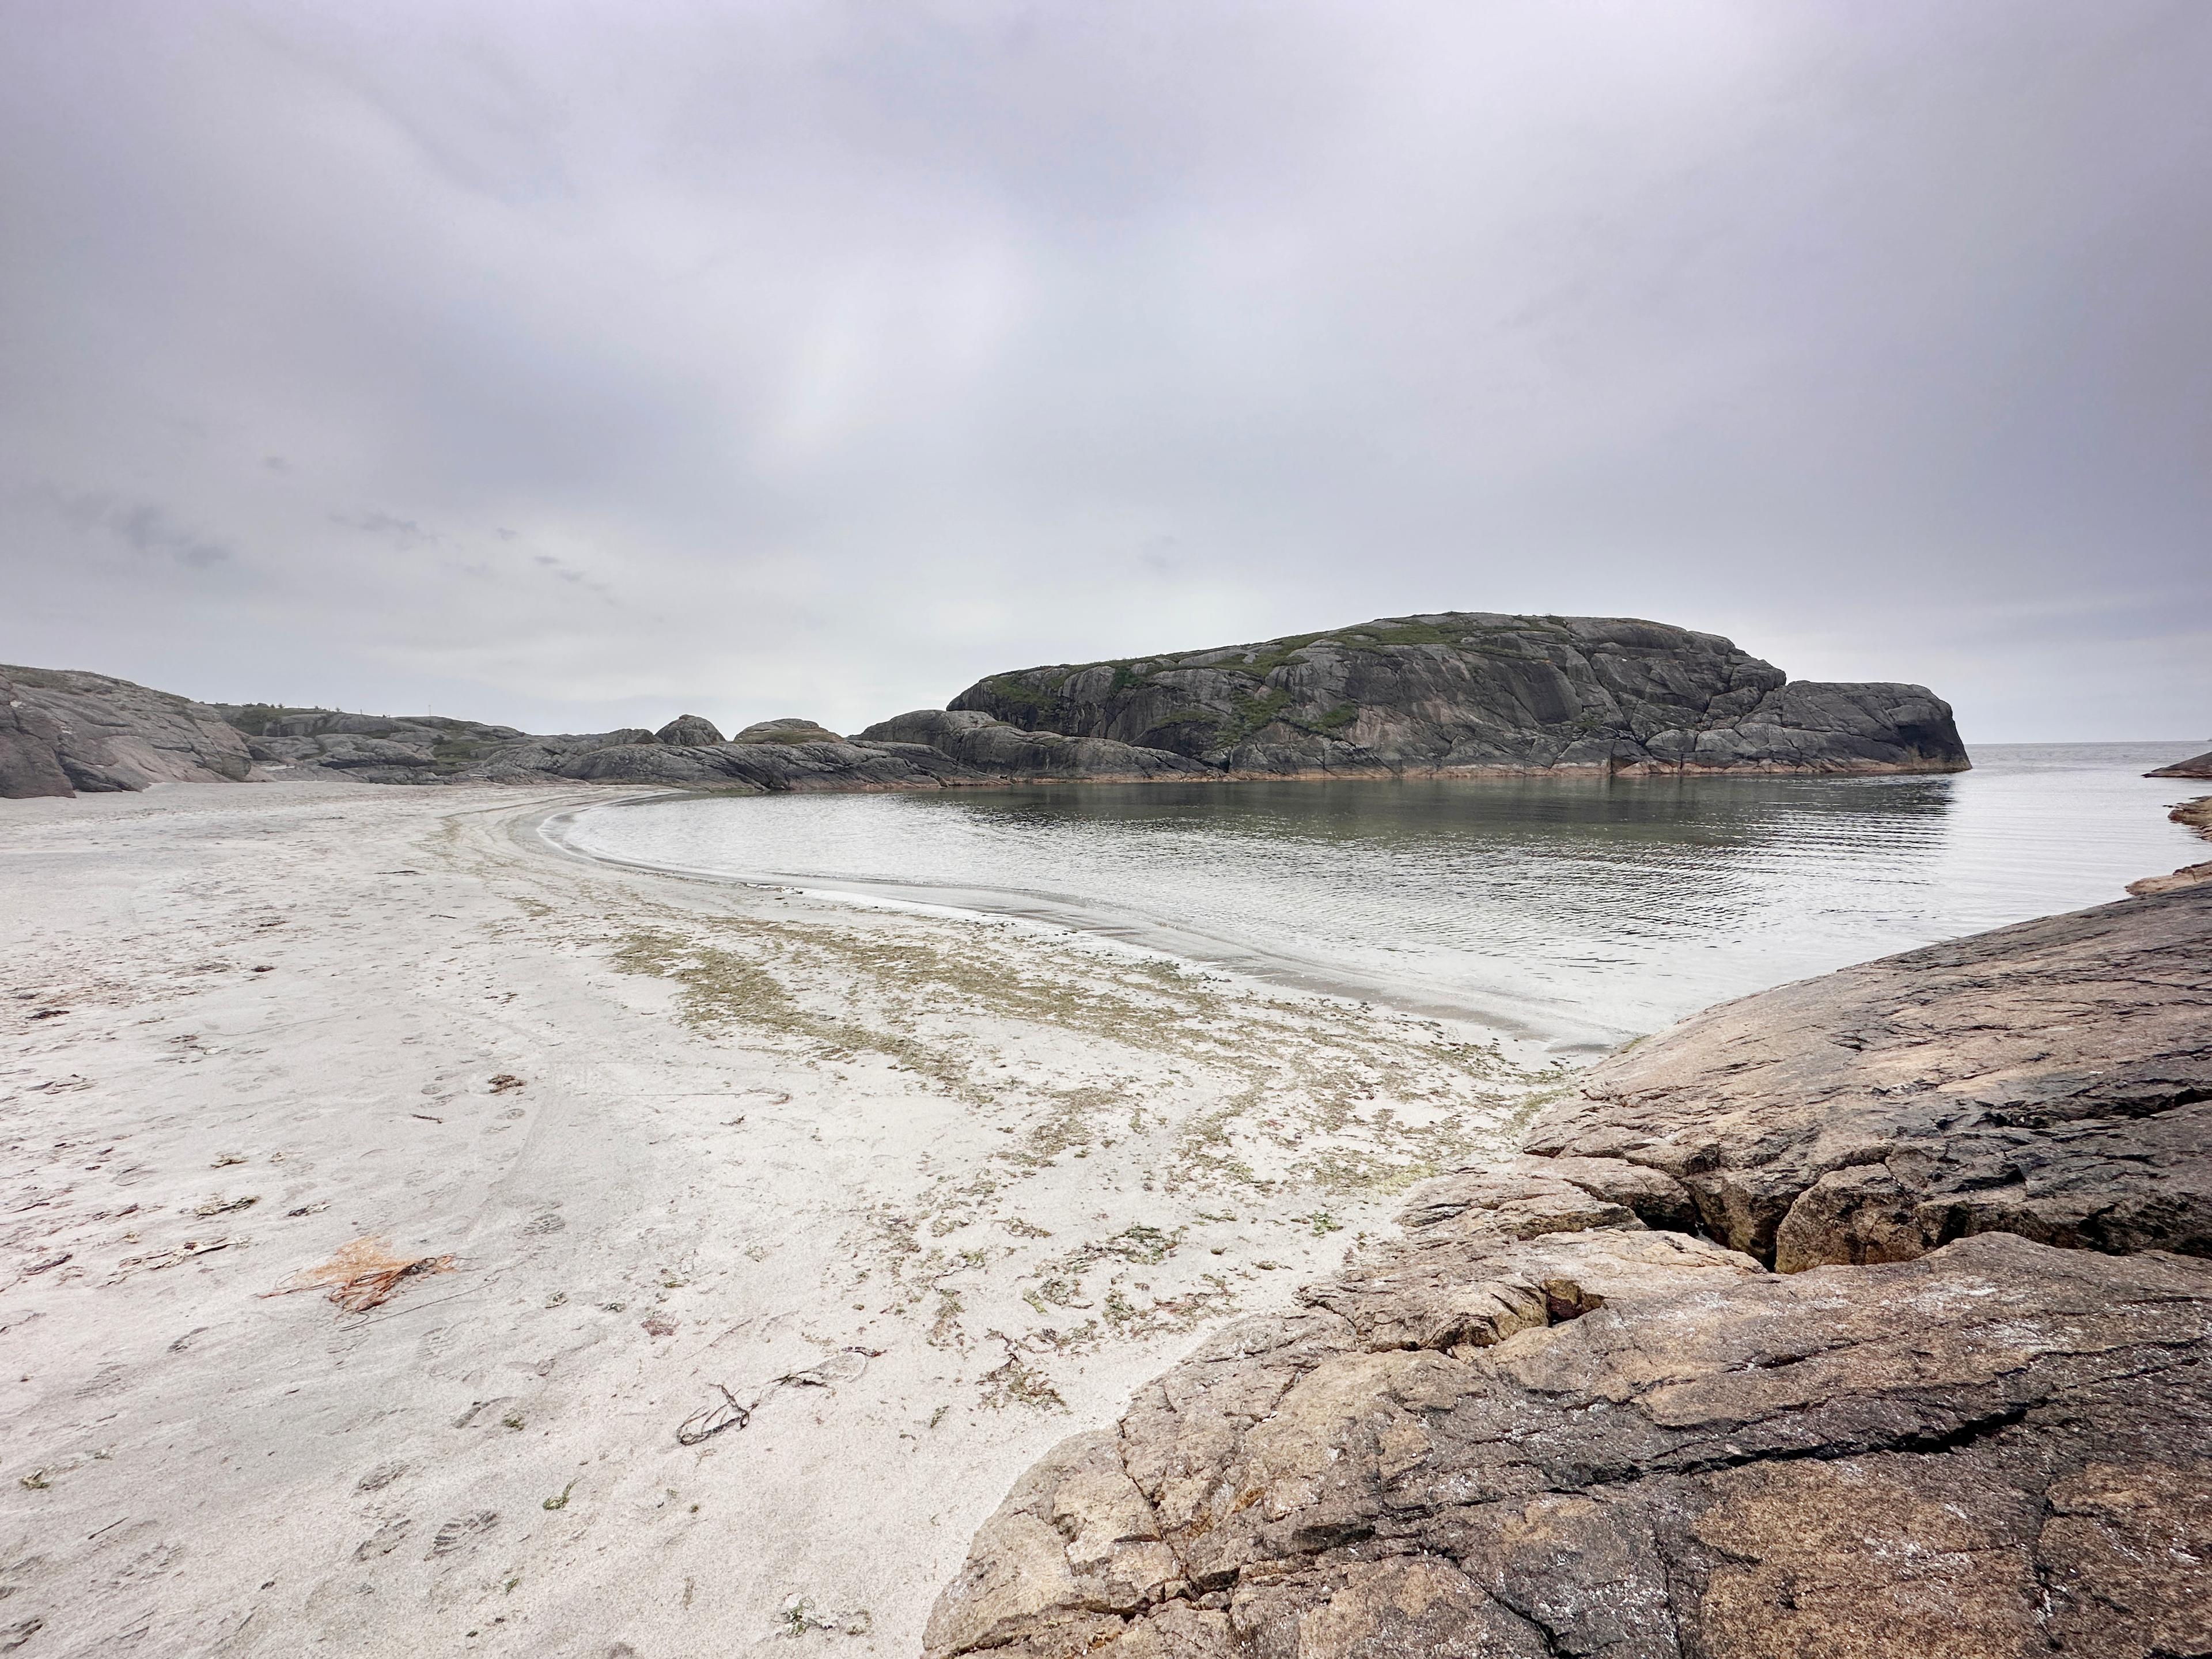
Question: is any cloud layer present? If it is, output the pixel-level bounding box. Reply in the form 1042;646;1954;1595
3;1;2207;739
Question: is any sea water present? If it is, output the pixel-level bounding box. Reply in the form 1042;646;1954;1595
553;742;2207;1054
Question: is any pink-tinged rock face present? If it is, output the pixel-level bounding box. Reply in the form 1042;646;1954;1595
1525;881;2212;1270
927;1228;2212;1659
1;664;257;797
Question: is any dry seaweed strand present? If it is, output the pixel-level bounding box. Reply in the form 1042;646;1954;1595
676;1384;750;1445
262;1234;456;1314
675;1347;879;1444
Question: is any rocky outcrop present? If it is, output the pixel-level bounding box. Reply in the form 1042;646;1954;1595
2149;748;2212;779
1522;881;2212;1270
547;734;976;792
731;718;846;745
930;1230;2211;1658
222;703;876;788
927;882;2212;1658
5;611;1972;797
656;714;724;746
856;710;1214;782
1;665;258;797
219;704;565;785
949;612;1969;777
2127;794;2212;897
212;704;1221;793
0;671;75;798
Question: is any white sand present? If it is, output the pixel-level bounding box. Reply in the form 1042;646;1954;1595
0;779;1543;1657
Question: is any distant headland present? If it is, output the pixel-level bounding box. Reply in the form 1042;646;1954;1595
2;611;1968;800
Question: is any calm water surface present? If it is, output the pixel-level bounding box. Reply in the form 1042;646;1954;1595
556;743;2208;1054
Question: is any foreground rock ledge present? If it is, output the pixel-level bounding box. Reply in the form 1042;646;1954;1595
928;886;2212;1659
1524;881;2212;1271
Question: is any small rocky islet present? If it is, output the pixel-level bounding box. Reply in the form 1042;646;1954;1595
1;610;1968;799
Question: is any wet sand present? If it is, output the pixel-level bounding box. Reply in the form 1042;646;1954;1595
0;779;1540;1657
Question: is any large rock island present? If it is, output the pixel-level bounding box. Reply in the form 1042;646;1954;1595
926;878;2211;1658
4;613;1965;798
949;612;1968;777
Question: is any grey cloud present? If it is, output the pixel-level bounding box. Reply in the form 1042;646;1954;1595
53;491;233;570
524;550;613;600
333;510;435;546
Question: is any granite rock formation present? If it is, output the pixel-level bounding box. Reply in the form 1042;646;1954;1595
0;669;75;798
219;704;636;786
1521;881;2212;1270
950;612;1968;777
2;612;1971;798
1;665;257;796
2128;793;2212;896
856;710;1213;782
548;732;972;792
927;881;2212;1659
731;718;846;745
213;702;961;792
930;1228;2211;1659
655;714;724;746
2148;748;2212;779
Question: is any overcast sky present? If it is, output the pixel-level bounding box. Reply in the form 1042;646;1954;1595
3;1;2206;741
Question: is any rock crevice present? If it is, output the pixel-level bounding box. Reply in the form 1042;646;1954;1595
1521;883;2212;1272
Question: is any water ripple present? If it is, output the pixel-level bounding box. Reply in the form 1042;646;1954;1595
557;742;2206;1054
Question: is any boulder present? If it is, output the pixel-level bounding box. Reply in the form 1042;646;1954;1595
217;705;537;785
655;714;724;746
2128;860;2212;896
4;610;1972;797
928;1226;2212;1659
548;734;974;793
730;718;844;745
948;613;1969;777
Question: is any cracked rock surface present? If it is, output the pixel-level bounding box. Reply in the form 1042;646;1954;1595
2128;793;2212;896
927;886;2212;1658
928;1225;2211;1658
1525;881;2212;1271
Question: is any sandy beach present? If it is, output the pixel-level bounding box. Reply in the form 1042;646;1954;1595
0;779;1543;1658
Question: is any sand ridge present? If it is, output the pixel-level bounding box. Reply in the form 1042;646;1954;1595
0;779;1545;1657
